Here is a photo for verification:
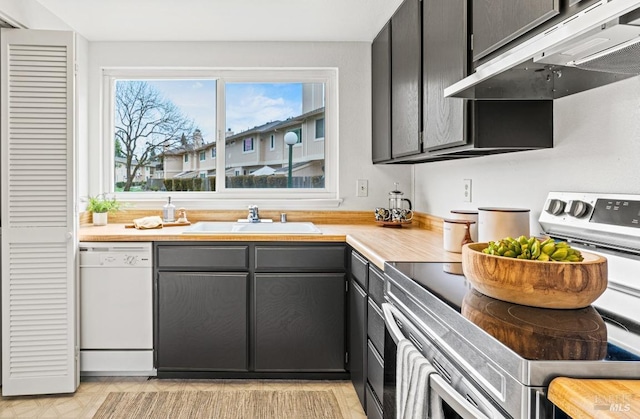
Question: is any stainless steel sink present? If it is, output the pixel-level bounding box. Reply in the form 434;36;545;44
182;221;322;234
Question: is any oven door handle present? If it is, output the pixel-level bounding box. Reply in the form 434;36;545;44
382;302;404;345
430;374;493;419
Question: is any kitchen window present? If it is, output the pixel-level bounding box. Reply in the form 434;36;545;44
103;69;338;204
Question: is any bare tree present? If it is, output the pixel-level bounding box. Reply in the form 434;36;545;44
115;81;194;191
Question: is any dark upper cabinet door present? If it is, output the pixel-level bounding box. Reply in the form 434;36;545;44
472;0;559;62
372;22;392;163
422;0;468;151
391;0;422;159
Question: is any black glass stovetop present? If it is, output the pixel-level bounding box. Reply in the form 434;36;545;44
388;262;640;362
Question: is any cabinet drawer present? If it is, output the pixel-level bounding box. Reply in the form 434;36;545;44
350;251;368;289
255;245;346;272
367;340;384;405
366;383;384;419
367;299;384;357
368;266;384;307
156;245;249;270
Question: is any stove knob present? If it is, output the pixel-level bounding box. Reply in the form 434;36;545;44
566;200;591;218
544;199;566;216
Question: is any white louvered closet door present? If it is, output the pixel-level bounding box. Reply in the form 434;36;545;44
1;29;77;396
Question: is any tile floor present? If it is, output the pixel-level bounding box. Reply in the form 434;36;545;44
0;377;367;418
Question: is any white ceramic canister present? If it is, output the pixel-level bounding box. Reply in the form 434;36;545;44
443;218;476;253
477;207;530;243
450;209;478;242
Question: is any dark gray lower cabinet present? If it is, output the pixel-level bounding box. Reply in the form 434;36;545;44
349;279;367;407
254;273;346;371
154;242;348;378
157;272;248;370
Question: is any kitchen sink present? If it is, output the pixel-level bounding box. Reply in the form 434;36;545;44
182;221;322;234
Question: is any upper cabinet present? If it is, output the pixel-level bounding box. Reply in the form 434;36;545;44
372;0;554;164
422;0;466;151
472;0;560;62
371;22;391;163
390;0;422;159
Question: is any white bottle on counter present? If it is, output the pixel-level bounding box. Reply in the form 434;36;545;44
163;196;175;222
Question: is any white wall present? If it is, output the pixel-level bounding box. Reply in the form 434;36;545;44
75;34;89;207
413;76;640;234
86;41;410;210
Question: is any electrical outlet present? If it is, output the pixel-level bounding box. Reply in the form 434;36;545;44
357;179;368;197
463;179;472;202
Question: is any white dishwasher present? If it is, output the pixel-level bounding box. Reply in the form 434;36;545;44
79;242;155;376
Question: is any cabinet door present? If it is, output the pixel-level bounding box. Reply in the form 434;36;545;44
391;0;422;158
372;22;391;163
157;272;248;370
472;0;559;62
254;273;346;371
423;0;468;151
349;279;367;409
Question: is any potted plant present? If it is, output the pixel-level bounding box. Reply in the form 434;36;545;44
87;194;121;226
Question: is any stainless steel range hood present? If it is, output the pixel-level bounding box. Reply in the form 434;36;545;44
445;0;640;99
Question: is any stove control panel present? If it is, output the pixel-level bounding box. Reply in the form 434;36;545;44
539;192;640;252
592;198;640;228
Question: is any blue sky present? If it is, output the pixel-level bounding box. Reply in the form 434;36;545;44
145;80;302;143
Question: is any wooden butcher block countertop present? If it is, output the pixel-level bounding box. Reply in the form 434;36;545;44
78;210;461;269
549;378;640;418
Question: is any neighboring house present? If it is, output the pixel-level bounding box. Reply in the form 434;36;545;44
157;107;325;182
114;156;155;183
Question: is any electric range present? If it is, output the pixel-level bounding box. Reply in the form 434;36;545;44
383;192;640;418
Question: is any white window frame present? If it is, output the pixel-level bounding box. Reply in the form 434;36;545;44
269;134;275;151
199;151;206;161
101;68;340;208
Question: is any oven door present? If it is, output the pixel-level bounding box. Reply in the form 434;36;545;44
382;303;507;419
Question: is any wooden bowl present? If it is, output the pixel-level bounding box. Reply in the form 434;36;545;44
461;243;608;309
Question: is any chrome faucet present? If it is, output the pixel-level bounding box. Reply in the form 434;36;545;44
248;205;260;223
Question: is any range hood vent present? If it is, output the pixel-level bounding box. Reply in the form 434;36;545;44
445;0;640;99
573;36;640;73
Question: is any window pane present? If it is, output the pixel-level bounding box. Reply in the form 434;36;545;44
225;82;325;189
114;79;216;192
315;118;325;139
